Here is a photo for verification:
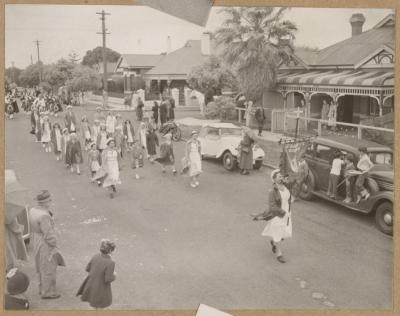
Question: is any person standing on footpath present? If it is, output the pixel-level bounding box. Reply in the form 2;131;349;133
238;127;255;175
252;169;293;263
76;239;116;310
254;104;266;136
152;101;159;128
159;97;168;126
186;131;202;188
29;190;65;299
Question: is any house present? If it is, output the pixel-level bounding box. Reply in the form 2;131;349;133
264;13;395;128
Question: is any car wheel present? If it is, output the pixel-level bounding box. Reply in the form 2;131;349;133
253;160;263;170
223;151;236;171
375;201;393;235
172;128;182;142
299;171;315;201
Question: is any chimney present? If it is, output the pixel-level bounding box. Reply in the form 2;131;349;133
166;36;172;54
201;32;211;55
350;13;366;37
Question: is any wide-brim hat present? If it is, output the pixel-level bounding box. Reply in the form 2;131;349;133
36;190;52;203
6;268;30;295
66;105;73;109
106;138;115;145
62;128;68;133
191;130;199;136
270;169;281;182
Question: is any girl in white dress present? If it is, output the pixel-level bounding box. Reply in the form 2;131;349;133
51;123;63;161
96;124;108;153
41;116;52;153
185;131;202;188
100;138;121;198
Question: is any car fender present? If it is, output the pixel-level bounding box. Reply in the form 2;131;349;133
367;191;394;213
217;146;239;159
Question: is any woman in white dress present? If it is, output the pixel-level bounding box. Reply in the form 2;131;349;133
186;131;202;188
253;169;292;263
41;116;52;153
100;138;121;198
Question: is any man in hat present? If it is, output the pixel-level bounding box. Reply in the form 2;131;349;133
29;190;65;299
5;268;30;309
64;105;77;133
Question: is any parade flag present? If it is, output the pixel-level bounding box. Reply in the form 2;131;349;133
279;138;311;175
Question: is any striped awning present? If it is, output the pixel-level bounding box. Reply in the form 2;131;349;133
278;70;394;87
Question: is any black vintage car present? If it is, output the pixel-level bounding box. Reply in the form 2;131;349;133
299;135;394;235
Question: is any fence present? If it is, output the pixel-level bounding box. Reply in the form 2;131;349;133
284;114;394;145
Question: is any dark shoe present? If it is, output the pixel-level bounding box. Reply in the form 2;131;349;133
277;256;286;263
270;241;276;254
243;171;250;175
42;294;61;299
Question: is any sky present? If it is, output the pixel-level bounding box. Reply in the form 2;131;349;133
5;5;394;69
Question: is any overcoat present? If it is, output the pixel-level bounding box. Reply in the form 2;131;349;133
66;140;83;165
76;253;116;309
146;130;159;155
239;135;254;170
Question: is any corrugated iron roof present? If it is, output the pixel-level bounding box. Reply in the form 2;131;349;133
118;54;165;68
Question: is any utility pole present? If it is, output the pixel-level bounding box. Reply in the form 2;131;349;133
11;61;15;83
30;55;33;65
96;10;110;108
34;40;42;83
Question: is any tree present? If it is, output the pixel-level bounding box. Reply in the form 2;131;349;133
66;64;102;92
42;59;75;90
81;47;121;68
214;7;297;103
187;55;238;95
18;62;42;87
5;66;22;85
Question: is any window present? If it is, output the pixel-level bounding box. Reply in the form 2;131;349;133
369;98;380;116
206;128;220;137
220;128;242;136
370;152;392;166
315;144;334;162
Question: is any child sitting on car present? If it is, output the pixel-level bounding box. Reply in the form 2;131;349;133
343;153;356;204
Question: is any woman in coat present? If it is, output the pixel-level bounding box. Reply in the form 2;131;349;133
66;133;84;175
77;239;116;309
51;123;63;161
238;128;255;175
159;99;168;126
146;125;159;162
253;169;292;263
152;101;159;127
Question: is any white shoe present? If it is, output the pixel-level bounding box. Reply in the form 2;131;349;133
48;147;52;153
135;174;140;180
190;182;197;188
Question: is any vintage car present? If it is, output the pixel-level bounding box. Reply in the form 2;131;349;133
298;135;394;235
198;123;265;171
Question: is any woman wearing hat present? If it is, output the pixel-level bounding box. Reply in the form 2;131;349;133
254;169;292;263
64;105;77;133
61;128;70;166
29;190;65;299
238;127;255;175
100;138;121;198
51;123;63;161
155;133;177;174
105;111;117;137
66;133;84;175
186;131;202;188
77;239;116;309
94;106;105;124
80;115;92;150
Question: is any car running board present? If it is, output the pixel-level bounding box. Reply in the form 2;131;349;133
312;191;370;214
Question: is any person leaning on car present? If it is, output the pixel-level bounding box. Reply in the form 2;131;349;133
355;147;374;204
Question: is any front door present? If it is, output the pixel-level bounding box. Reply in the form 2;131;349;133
337;96;354;123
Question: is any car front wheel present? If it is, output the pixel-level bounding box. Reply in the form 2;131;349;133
223;151;236;171
375;201;393;235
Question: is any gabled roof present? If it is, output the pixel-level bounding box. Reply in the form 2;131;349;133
144;40;208;77
290;13;395;68
116;54;165;69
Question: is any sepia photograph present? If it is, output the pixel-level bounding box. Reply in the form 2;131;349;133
4;1;395;311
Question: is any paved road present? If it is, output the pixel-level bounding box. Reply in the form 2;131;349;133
5;109;392;310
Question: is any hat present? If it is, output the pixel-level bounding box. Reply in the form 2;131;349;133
6;268;30;295
89;142;96;149
270;169;281;181
66;105;72;109
358;146;367;153
100;239;116;255
96;106;101;111
36;190;52;203
70;132;77;138
94;119;100;123
191;130;199;136
106;138;115;145
62;128;68;133
116;126;123;131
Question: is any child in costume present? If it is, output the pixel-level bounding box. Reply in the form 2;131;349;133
81;116;92;150
123;119;135;152
41;116;52;153
96;124;108;153
131;140;145;179
87;142;102;185
51;123;63;161
114;126;125;158
66;133;84;175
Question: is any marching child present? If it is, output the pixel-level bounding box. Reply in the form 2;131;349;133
66;133;83;175
81;116;92;150
123;119;135;152
138;122;148;157
51;123;63;161
97;124;108;153
41;116;52;153
87;142;102;185
146;125;159;163
114;126;124;158
115;113;123;131
131;140;145;179
105;111;116;137
155;134;177;174
343;153;356;203
91;119;101;145
61;128;71;168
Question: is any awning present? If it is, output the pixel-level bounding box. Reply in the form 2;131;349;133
278;70;394;87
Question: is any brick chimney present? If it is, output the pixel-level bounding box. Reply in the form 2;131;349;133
201;32;211;55
350;13;366;37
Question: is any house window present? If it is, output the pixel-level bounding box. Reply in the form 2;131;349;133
369;98;380;116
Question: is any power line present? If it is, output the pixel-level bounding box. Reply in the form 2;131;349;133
96;10;111;108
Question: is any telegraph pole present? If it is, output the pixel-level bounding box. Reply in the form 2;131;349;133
11;62;15;83
34;40;42;83
96;10;110;108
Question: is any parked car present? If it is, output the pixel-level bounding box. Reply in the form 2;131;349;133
198;123;265;171
298;135;393;235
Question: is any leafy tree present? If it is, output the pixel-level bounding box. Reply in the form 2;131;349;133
81;47;121;68
5;66;22;85
42;59;75;89
187;55;238;95
18;62;42;87
214;7;297;103
66;64;102;91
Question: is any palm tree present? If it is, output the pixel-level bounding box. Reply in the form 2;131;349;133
214;7;297;103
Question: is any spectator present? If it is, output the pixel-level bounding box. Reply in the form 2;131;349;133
326;150;344;199
355;147;374;203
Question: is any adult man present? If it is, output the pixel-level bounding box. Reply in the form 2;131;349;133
355;147;374;203
29;190;65;299
64;105;77;133
254;104;266;136
168;96;176;120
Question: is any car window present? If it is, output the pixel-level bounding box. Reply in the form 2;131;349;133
370;152;392;166
315;144;333;162
206;128;220;137
220;128;242;136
